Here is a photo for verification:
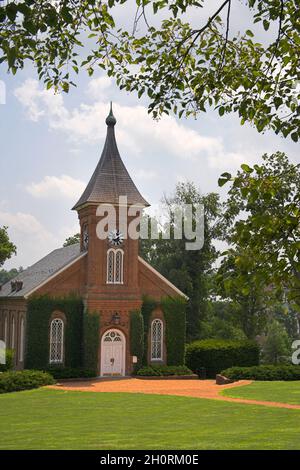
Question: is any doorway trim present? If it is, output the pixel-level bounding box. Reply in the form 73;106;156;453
100;328;126;377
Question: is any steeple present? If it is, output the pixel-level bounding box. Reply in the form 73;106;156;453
73;104;149;210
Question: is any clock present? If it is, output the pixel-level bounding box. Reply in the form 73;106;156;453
108;229;124;246
83;225;89;250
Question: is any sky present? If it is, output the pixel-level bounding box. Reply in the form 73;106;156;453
0;1;298;270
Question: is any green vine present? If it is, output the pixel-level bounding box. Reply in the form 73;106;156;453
25;295;84;370
141;296;158;365
130;310;144;373
161;296;187;366
83;310;100;374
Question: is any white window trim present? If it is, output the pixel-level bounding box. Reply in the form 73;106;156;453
4;316;8;346
151;319;163;361
11;317;15;350
19;317;25;362
106;248;124;285
49;318;64;364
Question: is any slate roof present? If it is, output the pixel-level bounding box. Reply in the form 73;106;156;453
0;244;83;298
73;105;149;210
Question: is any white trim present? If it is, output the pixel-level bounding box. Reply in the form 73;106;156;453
19;317;25;362
24;252;87;299
106;248;124;284
11;317;15;350
138;256;189;300
49;318;64;364
151;318;163;361
100;329;126;376
4;316;8;345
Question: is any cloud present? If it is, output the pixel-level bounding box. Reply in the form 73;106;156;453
14;78;244;169
0;210;59;268
0;210;80;269
26;174;86;200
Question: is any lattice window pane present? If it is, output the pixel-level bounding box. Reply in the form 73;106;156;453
151;319;163;360
107;250;115;283
11;318;15;350
50;319;64;364
115;250;123;283
19;318;24;362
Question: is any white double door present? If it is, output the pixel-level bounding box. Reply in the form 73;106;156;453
101;329;125;376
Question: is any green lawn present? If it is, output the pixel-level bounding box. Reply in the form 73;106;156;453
222;381;300;405
0;389;300;449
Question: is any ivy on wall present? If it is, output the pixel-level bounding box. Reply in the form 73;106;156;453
141;296;158;365
83;310;100;374
25;295;84;370
161;297;187;366
130;310;144;373
141;295;186;366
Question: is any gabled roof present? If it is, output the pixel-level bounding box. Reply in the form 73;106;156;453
138;256;189;300
0;244;85;299
73;104;149;210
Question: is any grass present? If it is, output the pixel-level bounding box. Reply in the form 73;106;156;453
0;388;300;449
222;381;300;405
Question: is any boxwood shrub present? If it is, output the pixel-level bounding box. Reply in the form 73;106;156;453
222;365;300;381
0;349;14;372
46;367;97;380
136;365;193;377
185;339;260;378
0;370;55;394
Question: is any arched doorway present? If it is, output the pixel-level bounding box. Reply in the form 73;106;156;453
100;329;126;376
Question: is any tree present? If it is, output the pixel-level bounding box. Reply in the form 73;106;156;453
262;319;290;364
140;182;221;341
0;267;23;286
219;152;300;312
216;248;269;339
0;1;299;140
200;300;247;341
0;226;16;267
63;233;80;247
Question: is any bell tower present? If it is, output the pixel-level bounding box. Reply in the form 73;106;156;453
72;104;149;307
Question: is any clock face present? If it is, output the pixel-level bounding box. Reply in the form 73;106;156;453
83;225;89;250
108;229;124;246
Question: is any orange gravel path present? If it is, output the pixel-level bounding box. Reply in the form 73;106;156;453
48;378;300;410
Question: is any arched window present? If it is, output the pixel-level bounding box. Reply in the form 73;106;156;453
151;319;163;361
11;317;15;350
4;316;8;345
107;249;124;284
49;318;64;364
107;249;115;283
19;317;25;362
115;249;124;283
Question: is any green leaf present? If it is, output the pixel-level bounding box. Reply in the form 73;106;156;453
263;20;270;31
291;132;298;143
241;164;253;174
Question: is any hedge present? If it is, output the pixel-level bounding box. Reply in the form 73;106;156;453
141;296;158;365
222;365;300;381
161;297;186;366
136;365;193;377
130;310;144;373
0;370;55;394
83;310;100;374
0;349;14;372
46;367;96;379
141;296;186;367
25;295;84;370
185;339;260;378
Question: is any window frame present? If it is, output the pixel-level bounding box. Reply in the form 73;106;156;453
49;318;64;365
151;318;163;361
106;248;124;284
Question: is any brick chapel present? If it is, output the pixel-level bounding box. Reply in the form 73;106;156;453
0;105;187;376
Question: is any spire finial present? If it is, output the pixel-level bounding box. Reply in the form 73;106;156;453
106;101;116;127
